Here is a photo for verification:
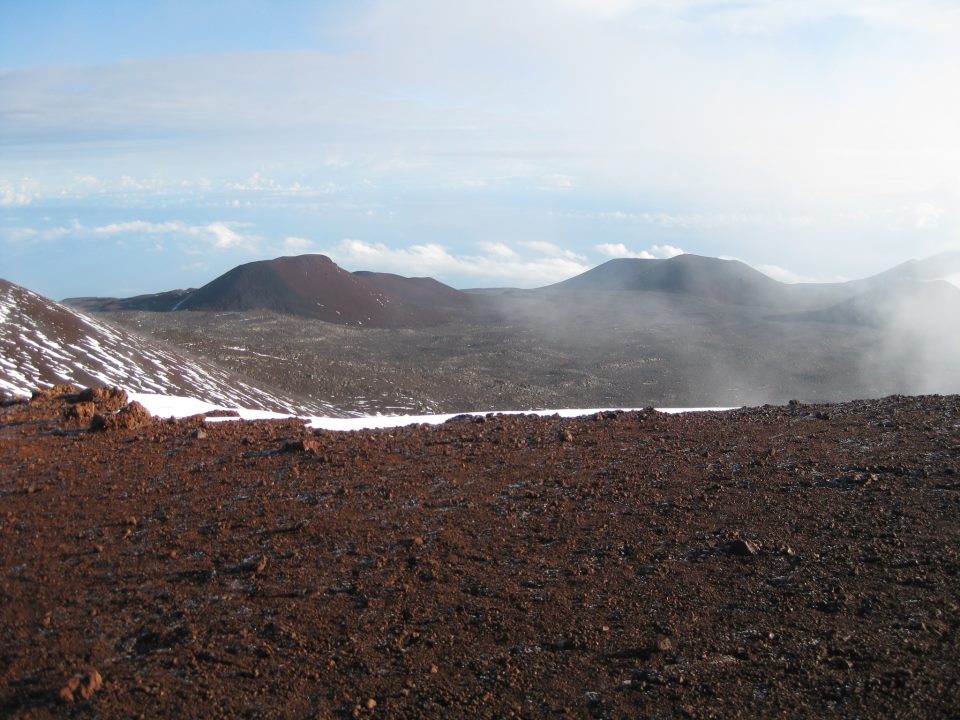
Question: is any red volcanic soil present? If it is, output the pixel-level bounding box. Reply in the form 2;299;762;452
2;389;959;718
176;255;475;327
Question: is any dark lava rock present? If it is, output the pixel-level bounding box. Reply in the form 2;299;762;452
724;539;760;557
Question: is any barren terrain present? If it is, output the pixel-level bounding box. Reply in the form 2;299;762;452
2;387;958;718
101;287;934;417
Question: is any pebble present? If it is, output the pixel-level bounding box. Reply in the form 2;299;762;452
59;669;103;703
725;539;759;557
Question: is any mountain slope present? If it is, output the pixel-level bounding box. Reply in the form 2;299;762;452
776;278;960;329
173;254;474;327
175;254;388;324
0;278;346;415
352;270;479;324
548;254;789;306
860;250;960;287
64;288;195;313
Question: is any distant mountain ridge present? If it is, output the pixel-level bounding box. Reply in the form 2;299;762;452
66;254;477;328
60;250;960;330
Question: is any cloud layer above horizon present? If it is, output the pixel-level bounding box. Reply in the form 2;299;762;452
2;0;959;297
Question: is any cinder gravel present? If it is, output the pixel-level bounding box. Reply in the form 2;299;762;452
2;388;958;718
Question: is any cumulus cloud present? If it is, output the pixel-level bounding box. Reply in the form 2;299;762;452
203;221;246;249
721;257;848;284
754;264;816;284
7;218;260;251
596;243;684;260
479;241;517;258
520;241;586;262
325;239;589;287
0;178;38;207
93;221;184;235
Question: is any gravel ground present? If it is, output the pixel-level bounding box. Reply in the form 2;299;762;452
1;387;958;718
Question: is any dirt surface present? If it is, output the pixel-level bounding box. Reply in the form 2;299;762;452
2;388;959;718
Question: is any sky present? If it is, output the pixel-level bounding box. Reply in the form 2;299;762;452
2;0;959;298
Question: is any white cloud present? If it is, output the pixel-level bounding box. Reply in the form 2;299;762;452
4;227;39;242
596;242;684;259
94;220;184;235
325;238;590;287
520;240;586;262
650;244;684;259
0;178;38;206
8;218;259;251
203;221;247;249
724;257;848;284
228;171;277;191
754;264;813;284
913;202;941;230
479;241;517;258
597;242;654;259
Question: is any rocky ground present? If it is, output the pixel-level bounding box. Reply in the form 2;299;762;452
1;387;959;718
101;286;913;417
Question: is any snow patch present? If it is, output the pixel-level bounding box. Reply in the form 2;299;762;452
130;392;736;431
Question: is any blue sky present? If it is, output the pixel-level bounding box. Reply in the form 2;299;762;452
2;0;959;297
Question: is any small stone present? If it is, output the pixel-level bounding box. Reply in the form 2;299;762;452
725;539;760;557
59;670;102;703
192;428;207;440
430;664;439;674
560;430;574;443
366;698;377;710
282;437;325;453
59;678;80;703
656;636;673;652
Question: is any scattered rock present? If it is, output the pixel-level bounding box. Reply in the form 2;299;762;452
282;437;326;454
90;401;153;431
76;386;129;412
59;669;103;703
222;556;268;574
192;428;208;440
63;401;96;423
32;384;81;402
724;539;760;557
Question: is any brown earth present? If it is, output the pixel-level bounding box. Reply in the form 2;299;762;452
1;389;959;718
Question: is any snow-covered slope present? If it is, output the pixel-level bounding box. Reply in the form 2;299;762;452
0;278;349;416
